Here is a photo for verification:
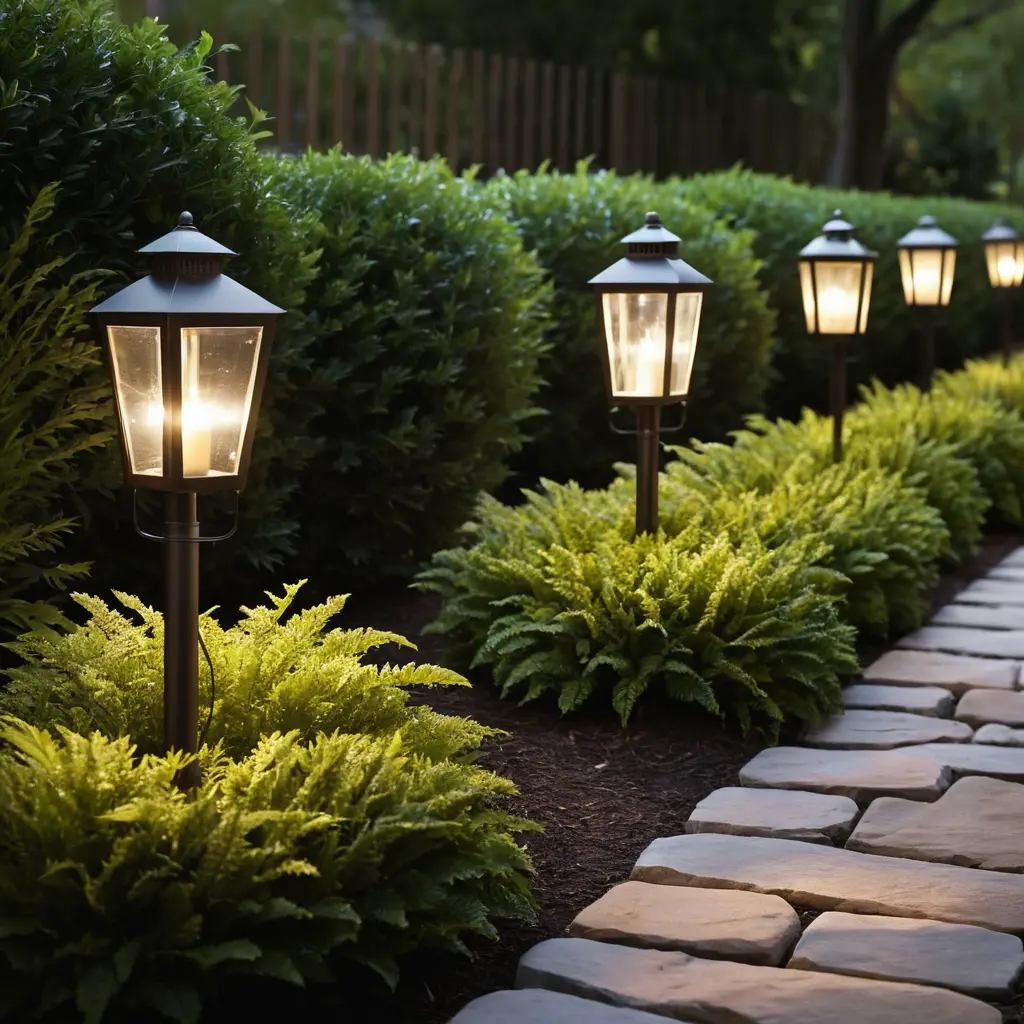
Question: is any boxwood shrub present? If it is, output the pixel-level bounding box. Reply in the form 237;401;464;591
0;0;320;600
672;169;1022;422
0;584;536;1019
483;166;777;488
272;150;550;581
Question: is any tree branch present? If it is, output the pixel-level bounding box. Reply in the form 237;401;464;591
879;0;940;55
919;0;1014;44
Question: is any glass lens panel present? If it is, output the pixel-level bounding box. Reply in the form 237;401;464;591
1016;242;1024;287
669;293;703;397
940;249;956;306
180;326;263;478
858;262;874;335
898;250;914;304
811;261;863;334
908;249;943;305
601;293;668;398
107;325;163;476
798;261;816;333
988;242;1020;288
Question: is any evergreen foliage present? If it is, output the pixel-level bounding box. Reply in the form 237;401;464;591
0;185;113;635
272;150;550;580
0;719;535;1022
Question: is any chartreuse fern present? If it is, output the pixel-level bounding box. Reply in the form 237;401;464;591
420;484;855;738
0;719;535;1023
2;582;492;762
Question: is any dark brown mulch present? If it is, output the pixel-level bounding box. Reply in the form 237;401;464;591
225;529;1023;1023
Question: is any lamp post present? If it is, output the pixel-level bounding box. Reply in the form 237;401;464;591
588;212;713;536
797;210;877;463
897;215;958;388
91;212;283;788
982;217;1024;365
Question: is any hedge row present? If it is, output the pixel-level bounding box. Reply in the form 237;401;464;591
418;356;1024;738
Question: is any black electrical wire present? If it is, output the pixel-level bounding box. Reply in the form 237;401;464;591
198;629;215;748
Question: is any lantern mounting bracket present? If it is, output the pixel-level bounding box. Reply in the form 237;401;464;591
132;489;240;544
608;403;688;436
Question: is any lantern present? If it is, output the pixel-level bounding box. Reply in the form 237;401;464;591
797;210;877;462
588;212;713;534
897;215;958;308
983;217;1024;290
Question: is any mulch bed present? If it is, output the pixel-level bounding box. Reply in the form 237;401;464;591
228;529;1023;1023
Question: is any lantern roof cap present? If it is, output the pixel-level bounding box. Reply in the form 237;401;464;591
589;212;713;288
799;209;877;261
982;216;1021;243
138;211;238;257
620;211;682;246
90;271;285;316
898;214;958;249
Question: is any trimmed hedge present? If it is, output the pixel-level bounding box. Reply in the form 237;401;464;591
272;150;550;580
673;169;1022;422
483;166;777;488
420;360;1024;736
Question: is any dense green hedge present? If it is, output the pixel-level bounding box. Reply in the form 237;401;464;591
0;584;536;1019
273;150;550;580
420;358;1024;736
673;169;1022;422
483;166;776;488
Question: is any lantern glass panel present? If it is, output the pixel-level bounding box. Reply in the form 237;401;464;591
601;292;669;398
941;250;956;305
668;292;703;397
180;326;263;479
898;249;915;305
859;262;874;334
107;325;164;477
798;261;816;333
812;261;865;334
986;241;1024;288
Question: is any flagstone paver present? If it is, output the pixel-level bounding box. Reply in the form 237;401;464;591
630;833;1024;932
842;683;954;716
999;548;1024;568
685;787;860;845
931;603;1024;630
974;723;1024;746
843;776;1024;871
860;649;1020;694
955;688;1024;727
739;747;950;804
901;740;1024;780
986;566;1024;582
954;579;1024;606
449;989;684;1024
568;881;800;965
787;912;1024;999
896;625;1024;658
802;709;972;749
516;937;1002;1024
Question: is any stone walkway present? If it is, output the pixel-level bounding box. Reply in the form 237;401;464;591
450;546;1024;1023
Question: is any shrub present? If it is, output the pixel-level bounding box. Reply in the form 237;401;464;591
936;352;1024;414
419;482;856;739
662;452;949;636
0;1;320;594
0;185;113;635
482;165;777;488
0;720;535;1022
1;582;494;763
271;150;550;580
672;169;1020;422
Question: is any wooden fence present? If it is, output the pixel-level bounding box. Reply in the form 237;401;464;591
191;30;833;181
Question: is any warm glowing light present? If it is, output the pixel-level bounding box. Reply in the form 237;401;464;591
998;256;1017;281
633;334;664;396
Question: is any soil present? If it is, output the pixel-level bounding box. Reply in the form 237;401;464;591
223;530;1024;1024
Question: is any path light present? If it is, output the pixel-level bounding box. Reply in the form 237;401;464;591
897;215;958;387
797;210;877;462
91;212;283;788
589;212;713;536
982;217;1024;365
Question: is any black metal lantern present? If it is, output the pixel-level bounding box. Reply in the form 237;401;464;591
91;212;284;788
588;212;713;535
797;210;876;463
897;215;958;387
982;217;1024;365
91;212;283;493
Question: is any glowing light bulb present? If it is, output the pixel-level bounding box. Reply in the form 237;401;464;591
633;334;664;396
998;256;1017;285
181;392;213;476
818;285;856;333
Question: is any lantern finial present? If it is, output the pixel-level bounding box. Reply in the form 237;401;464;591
177;211;196;230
